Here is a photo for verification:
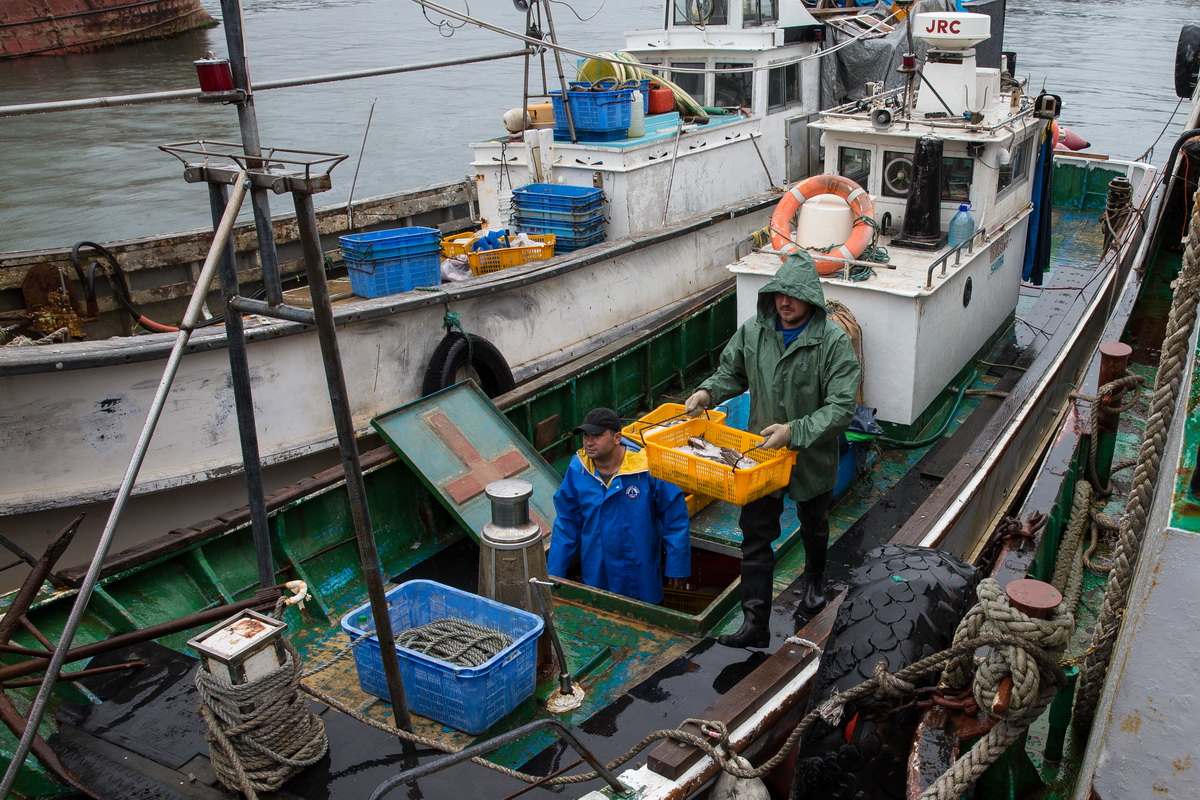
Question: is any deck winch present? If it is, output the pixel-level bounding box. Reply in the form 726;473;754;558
478;478;558;676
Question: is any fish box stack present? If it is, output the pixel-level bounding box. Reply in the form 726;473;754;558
512;184;606;253
340;227;442;297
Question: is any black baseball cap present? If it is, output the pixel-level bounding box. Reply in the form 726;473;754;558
573;408;621;435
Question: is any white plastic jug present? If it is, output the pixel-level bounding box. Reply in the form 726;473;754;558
628;90;645;138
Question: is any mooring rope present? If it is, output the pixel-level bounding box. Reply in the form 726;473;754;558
196;638;329;800
939;578;1072;718
1068;372;1146;497
1072;174;1200;732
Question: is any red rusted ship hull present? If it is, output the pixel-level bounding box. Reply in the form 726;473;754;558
0;0;216;58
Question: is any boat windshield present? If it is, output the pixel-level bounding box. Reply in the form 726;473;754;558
674;0;729;26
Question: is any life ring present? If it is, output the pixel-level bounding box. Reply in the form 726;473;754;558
421;331;516;398
769;175;876;276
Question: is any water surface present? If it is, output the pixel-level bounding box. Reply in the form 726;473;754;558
1;0;1195;251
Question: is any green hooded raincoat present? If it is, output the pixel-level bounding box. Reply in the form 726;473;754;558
699;252;861;501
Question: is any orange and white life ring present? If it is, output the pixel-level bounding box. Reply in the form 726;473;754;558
769;174;876;276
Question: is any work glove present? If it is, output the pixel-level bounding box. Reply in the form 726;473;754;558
759;423;792;451
684;389;712;417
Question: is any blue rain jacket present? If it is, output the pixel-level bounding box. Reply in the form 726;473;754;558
547;446;690;604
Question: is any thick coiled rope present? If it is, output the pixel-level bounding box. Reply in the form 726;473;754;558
940;578;1072;718
1073;173;1200;732
393;618;512;667
196;638;328;800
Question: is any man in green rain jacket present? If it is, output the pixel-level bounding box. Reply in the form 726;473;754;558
686;252;860;648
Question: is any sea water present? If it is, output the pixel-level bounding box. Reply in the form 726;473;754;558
0;0;1194;252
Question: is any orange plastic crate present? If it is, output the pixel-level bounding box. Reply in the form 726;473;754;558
643;419;796;506
621;403;726;446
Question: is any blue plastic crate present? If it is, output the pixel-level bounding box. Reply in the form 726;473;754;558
513;215;606;236
511;206;605;225
340;227;441;261
340;580;544;735
550;87;633;132
344;251;440;298
554;232;606;253
518;227;604;253
568;79;649;113
512;184;604;213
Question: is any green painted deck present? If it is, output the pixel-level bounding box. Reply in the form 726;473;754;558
0;160;1133;797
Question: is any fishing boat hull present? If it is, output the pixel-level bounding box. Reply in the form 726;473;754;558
0;0;215;58
0;194;771;548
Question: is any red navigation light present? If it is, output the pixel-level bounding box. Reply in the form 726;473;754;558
194;57;235;94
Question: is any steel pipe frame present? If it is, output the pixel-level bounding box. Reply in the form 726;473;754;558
0;174;251;798
368;717;627;800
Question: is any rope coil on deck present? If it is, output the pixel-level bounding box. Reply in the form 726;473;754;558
196;637;328;800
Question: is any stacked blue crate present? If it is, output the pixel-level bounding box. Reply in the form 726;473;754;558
511;185;605;253
340;227;441;297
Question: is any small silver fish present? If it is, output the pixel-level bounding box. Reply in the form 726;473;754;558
681;436;755;469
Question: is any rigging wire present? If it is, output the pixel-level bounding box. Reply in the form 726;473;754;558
408;0;899;76
547;0;606;23
1135;96;1184;164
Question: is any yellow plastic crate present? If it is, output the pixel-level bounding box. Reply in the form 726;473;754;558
643;419;796;506
469;235;555;275
621;403;727;447
440;232;477;258
685;492;715;517
440;233;556;275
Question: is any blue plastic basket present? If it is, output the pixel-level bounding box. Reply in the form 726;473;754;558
553;232;607;253
344;251;440;297
550;87;633;132
340;227;441;260
513;215;606;236
340;580;544;735
512;206;605;225
512;184;604;213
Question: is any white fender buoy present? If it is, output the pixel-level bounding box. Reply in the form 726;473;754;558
710;755;769;800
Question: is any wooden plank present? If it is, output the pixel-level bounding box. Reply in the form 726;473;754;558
647;592;843;779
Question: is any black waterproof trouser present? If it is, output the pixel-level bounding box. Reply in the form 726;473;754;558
738;488;834;576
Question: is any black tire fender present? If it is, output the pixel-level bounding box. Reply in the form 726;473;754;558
1175;23;1200;99
786;545;981;800
421;331;516;398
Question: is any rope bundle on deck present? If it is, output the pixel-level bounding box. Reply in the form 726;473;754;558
195;638;328;800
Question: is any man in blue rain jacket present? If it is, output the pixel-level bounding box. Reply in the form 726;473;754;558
547;407;691;604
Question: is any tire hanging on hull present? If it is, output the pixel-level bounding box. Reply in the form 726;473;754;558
421;331;516;398
780;545;980;800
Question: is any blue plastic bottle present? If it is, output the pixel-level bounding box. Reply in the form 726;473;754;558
948;203;975;248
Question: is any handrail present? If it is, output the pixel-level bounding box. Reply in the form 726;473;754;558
925;203;1033;289
367;717;627;799
0;172;251;800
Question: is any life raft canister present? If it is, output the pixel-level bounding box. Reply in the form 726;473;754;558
769;174;876;276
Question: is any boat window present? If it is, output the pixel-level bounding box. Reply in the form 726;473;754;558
997;135;1031;194
941;156;973;202
715;62;753;108
881;151;914;198
674;0;728;26
839;146;872;187
671;62;705;102
743;0;778;26
768;63;800;110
